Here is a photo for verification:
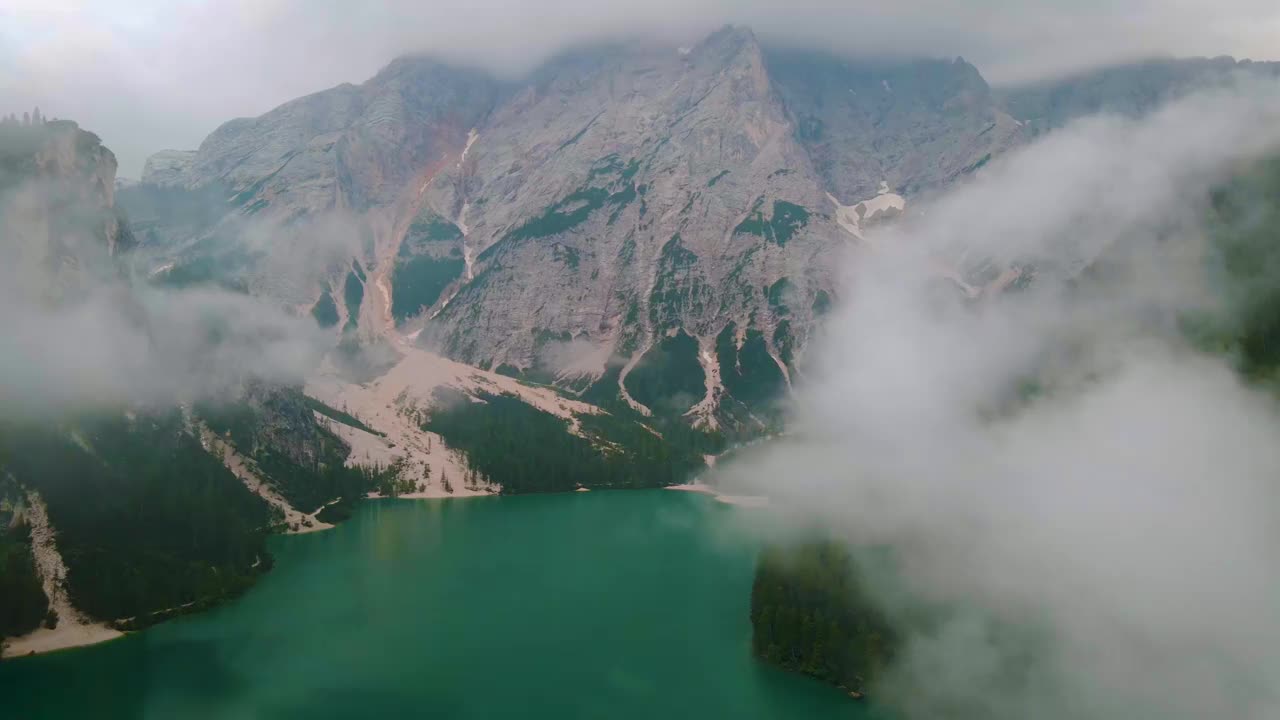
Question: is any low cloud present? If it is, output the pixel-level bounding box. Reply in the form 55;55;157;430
4;1;1280;176
0;174;328;417
723;80;1280;718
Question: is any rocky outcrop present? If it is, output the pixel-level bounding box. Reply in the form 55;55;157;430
140;149;196;188
768;50;1024;201
0;119;135;300
185;59;500;218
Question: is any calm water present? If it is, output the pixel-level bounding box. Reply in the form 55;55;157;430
1;490;870;719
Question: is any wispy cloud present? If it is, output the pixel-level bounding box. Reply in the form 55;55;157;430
723;80;1280;718
3;1;1279;176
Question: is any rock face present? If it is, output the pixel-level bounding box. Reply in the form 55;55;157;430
140;150;196;188
169;59;499;218
129;30;1280;427
0;118;135;300
414;28;855;426
768;49;1023;201
127;28;1010;427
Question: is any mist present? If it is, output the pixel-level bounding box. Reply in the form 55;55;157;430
723;80;1280;718
0;178;328;418
5;0;1280;176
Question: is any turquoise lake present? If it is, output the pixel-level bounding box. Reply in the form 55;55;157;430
1;489;872;718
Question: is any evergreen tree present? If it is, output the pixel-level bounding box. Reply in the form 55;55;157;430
750;541;895;695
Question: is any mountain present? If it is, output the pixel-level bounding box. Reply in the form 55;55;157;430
9;24;1280;663
2;106;725;656
0;116;404;656
126;27;1029;430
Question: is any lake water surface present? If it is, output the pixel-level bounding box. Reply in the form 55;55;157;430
1;490;871;719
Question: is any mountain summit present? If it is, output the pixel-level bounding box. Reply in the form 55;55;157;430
127;26;1273;429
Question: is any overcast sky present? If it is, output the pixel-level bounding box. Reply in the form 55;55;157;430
4;0;1279;177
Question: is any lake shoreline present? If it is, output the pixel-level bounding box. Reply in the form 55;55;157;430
3;489;859;718
2;485;698;660
665;483;771;508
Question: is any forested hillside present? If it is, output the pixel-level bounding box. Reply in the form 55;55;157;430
750;541;895;696
422;389;714;493
195;385;384;513
0;477;48;638
0;116;400;650
1198;154;1280;377
0;412;272;623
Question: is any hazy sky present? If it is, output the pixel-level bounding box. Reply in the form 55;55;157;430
3;0;1279;176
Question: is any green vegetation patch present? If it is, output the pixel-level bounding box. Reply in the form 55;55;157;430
0;510;49;637
767;277;793;317
963;153;993;174
343;270;364;332
402;211;463;252
0;412;273;621
649;235;710;331
773;320;796;371
424;389;706;494
553;244;581;270
1194;154;1280;377
310;289;339;328
390;256;465;324
812;290;833;316
151;233;259;294
716;323;787;419
734;200;811;246
500;156;640;245
302;394;385;437
624;331;706;417
196;388;380;515
751;541;896;693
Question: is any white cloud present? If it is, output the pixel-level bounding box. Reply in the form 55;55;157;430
2;1;1279;176
720;81;1280;718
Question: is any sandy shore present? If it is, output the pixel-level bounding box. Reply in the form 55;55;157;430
2;492;123;659
665;483;770;508
2;621;123;659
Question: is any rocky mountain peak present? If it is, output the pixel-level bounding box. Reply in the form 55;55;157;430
138;28;1280;429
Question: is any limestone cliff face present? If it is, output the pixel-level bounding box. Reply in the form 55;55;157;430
144;29;1268;427
131;27;1024;426
140;150;195;189
0;119;134;301
768;50;1024;201
411;27;845;424
152;59;501;218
